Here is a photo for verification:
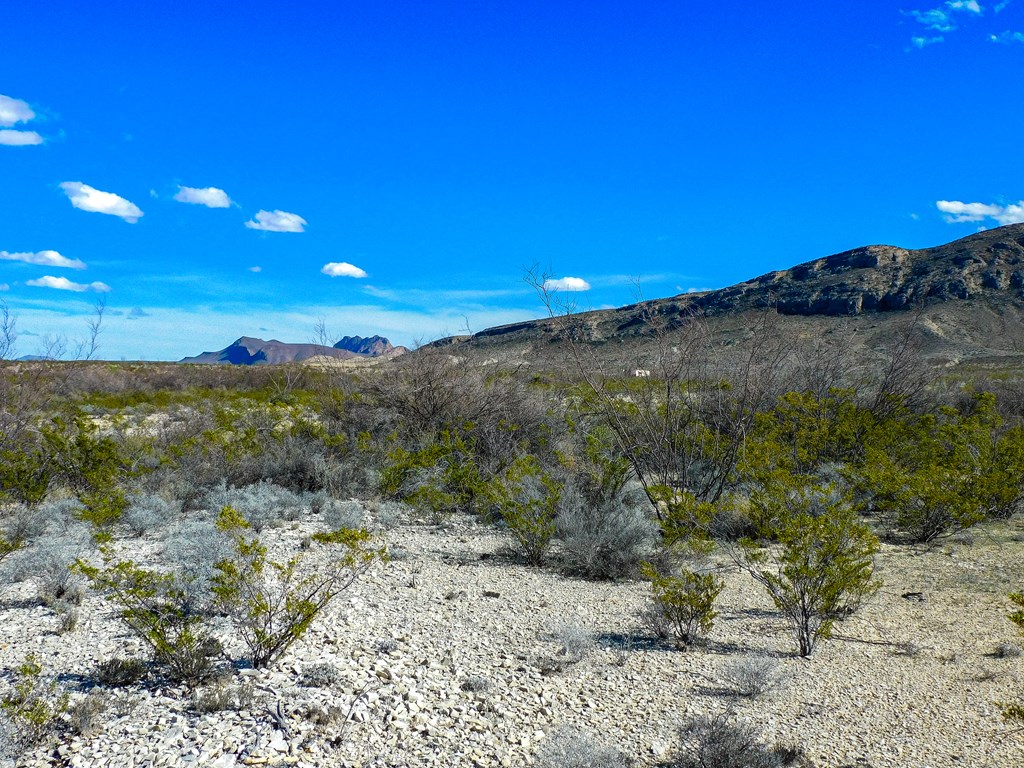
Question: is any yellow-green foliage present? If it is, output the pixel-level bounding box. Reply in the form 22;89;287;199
486;455;561;566
0;654;68;747
379;428;486;521
739;503;881;657
1004;593;1024;724
852;393;1018;542
641;563;724;647
211;506;384;668
74;550;219;682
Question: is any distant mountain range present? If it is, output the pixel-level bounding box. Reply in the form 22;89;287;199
179;335;407;365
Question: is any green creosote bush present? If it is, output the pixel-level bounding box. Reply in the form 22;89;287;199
94;657;149;688
486;455;561;566
211;506;385;669
640;563;725;648
0;654;69;749
379;429;487;523
737;503;881;657
73;551;222;683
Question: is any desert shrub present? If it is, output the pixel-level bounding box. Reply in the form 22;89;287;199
555;482;658;580
203;480;304;531
0;654;69;750
67;691;110;736
53;600;80;633
189;678;255;713
738;504;880;657
372;500;407;530
995;642;1022;659
74;551;222;683
122;493;176;536
94;657;148;688
10;534;88;605
533;725;631;768
641;563;724;648
720;656;783;698
299;662;340;688
487;455;561;565
323;499;365;531
670;712;785;768
1;503;47;548
551;624;596;663
380;429;487;523
161;519;233;614
461;675;491;692
211;506;384;668
1002;592;1024;723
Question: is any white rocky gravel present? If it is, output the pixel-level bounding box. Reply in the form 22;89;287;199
2;511;1023;768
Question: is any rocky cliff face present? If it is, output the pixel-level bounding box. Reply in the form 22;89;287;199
690;223;1024;318
334;335;401;357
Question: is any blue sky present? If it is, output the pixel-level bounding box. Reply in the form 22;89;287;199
2;1;1023;360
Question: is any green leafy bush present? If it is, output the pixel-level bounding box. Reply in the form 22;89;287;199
0;654;68;749
486;455;561;565
211;506;384;668
74;550;221;683
641;563;724;648
738;503;880;657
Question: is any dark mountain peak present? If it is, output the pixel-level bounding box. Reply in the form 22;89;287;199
334;335;395;357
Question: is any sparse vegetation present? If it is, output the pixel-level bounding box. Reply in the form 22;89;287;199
641;563;724;648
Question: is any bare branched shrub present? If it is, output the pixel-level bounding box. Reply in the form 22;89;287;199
670;712;785;768
548;624;596;663
461;675;491;693
556;482;658;580
189;678;255;713
720;656;784;698
94;657;148;688
10;534;88;605
68;691;110;736
533;725;631;768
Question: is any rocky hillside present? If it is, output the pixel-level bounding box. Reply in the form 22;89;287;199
180;336;406;365
447;223;1024;371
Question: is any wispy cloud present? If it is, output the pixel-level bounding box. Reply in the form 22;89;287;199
904;1;983;47
59;182;143;223
543;276;592;291
321;261;368;278
26;276;111;293
995;0;1012;11
173;185;232;208
0;250;86;269
0;284;8;292
0;94;44;146
244;209;306;233
0;94;35;127
990;29;1024;41
127;307;150;319
937;199;1024;225
248;266;262;273
0;130;43;146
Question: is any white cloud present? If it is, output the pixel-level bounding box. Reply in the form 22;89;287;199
0;94;34;127
173;185;232;208
990;30;1024;41
0;250;86;269
907;8;956;31
905;1;984;47
912;35;945;47
996;0;1012;11
543;276;592;291
0;130;43;146
244;209;306;233
248;266;262;273
946;0;982;12
321;262;368;278
0;284;8;292
26;276;111;293
59;182;144;223
937;199;1024;225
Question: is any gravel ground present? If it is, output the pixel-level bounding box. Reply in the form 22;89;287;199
2;510;1023;768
